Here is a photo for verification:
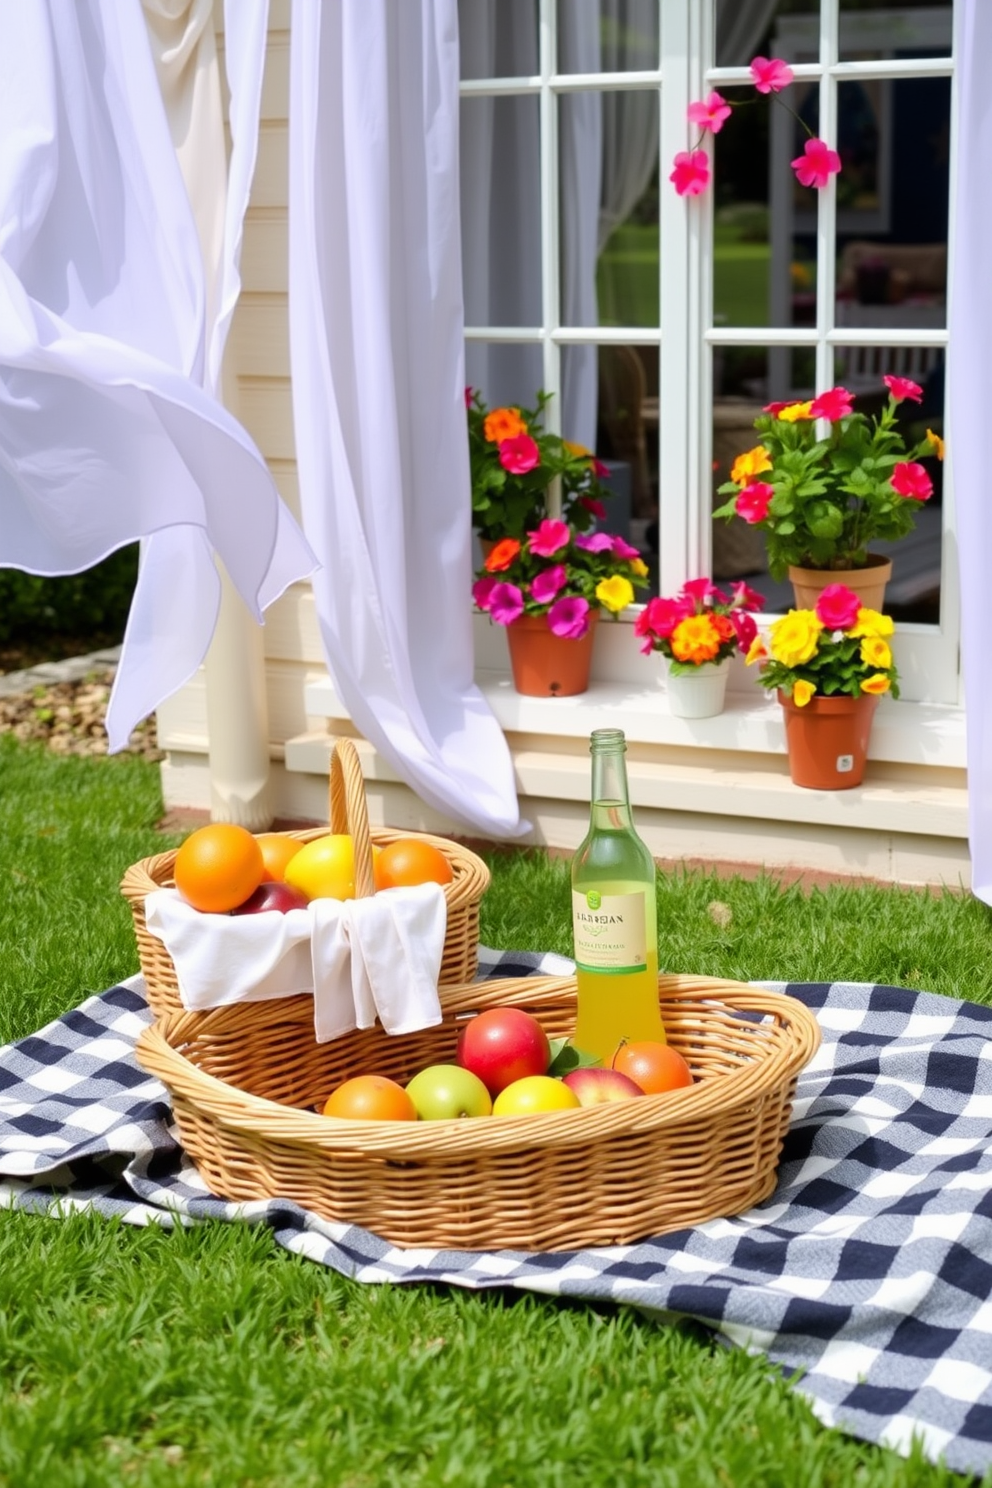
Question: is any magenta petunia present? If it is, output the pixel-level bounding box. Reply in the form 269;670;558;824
883;375;924;405
547;595;590;639
815;583;862;631
637;595;692;642
763;400;792;416
891;462;933;501
579;495;607;518
730;580;766;612
575;530;615;553
810;386;854;422
488;582;525;625
791;137;842;189
530;564;568;605
669;149;710;197
610;535;642;561
464;386;474;408
730;610;758;652
592;457;610;480
472;576;498;612
687;91;732;134
527;518;570;557
498;433;540;475
735;481;774;524
750;56;794;94
681;577;719;607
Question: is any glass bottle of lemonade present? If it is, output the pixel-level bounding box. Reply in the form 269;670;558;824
571;728;665;1065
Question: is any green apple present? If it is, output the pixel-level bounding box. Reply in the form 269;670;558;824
405;1064;492;1120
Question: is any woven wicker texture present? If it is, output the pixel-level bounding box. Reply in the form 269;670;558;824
136;973;821;1251
120;738;491;1018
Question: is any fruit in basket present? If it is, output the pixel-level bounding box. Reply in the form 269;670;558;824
492;1075;581;1117
231;881;309;915
455;1007;551;1097
561;1067;645;1107
284;834;363;901
405;1064;492;1120
174;823;265;914
374;838;453;890
322;1074;418;1121
255;833;303;882
612;1041;694;1095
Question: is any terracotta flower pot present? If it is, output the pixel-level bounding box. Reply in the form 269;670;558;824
787;554;892;614
777;689;879;789
506;611;599;697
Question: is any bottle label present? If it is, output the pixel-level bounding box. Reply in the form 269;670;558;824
571;889;647;973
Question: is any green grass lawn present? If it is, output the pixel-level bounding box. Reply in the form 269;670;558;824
1;733;990;1487
597;221;776;329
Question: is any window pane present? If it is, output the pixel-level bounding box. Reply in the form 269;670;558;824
458;0;538;81
714;0;816;68
589;343;658;524
557;0;659;74
460;95;542;329
837;1;953;62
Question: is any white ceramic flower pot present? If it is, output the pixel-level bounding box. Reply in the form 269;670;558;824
663;657;731;719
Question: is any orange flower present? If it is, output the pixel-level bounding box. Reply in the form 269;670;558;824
484;537;521;573
711;613;736;643
670;614;722;665
483;407;527;443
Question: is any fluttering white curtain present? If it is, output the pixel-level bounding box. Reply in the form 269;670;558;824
949;0;992;903
287;0;524;836
0;1;314;752
597;0;658;254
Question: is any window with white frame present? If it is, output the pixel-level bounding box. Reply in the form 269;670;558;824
459;0;955;707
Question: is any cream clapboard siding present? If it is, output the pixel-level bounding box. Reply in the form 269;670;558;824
155;3;971;888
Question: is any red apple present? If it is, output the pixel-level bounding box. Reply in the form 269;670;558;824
231;881;310;915
561;1067;645;1107
455;1007;551;1097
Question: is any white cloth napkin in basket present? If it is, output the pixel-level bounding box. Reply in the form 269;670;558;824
143;884;446;1039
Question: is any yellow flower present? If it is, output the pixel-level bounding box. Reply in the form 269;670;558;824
849;607;894;639
861;674;891;696
745;635;768;666
860;636;892;669
777;401;814;423
563;439;592;459
769;610;823;667
596;575;634;614
670;613;722;664
730;445;773;486
792;679;816;708
631;558;649;578
926;428;945;461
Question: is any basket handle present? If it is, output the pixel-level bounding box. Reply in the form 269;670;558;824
328;738;375;899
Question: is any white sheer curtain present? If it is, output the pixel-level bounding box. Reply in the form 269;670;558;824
949;0;992;903
287;0;524;836
0;1;313;752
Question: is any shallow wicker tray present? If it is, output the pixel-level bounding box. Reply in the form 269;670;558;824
136;972;821;1252
121;737;491;1019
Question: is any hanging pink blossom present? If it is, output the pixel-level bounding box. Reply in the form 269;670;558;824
610;535;642;561
749;56;795;94
670;149;710;197
730;610;758;652
579;495;607;519
548;595;590;639
472;576;499;611
730;581;766;612
883;375;924;404
687;91;732;134
575;530;614;553
810;386;855;422
488;582;525;625
498;433;540;475
791;138;842;189
815;584;862;630
735;481;774;524
891;462;933;501
530;564;568;605
527;518;570;556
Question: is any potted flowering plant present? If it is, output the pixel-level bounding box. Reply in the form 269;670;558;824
746;582;899;790
633;578;764;719
467;388;613;545
712;376;944;610
472;518;649;697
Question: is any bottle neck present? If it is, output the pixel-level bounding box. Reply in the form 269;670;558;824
589;738;633;830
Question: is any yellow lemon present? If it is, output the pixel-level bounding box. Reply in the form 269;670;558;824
492;1075;581;1117
284;834;377;901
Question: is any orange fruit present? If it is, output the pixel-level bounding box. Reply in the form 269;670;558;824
255;833;303;883
373;838;453;891
611;1041;694;1095
321;1075;418;1122
173;823;264;914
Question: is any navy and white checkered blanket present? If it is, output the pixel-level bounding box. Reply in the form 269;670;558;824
2;947;992;1479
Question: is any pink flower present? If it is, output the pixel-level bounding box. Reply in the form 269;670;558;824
791;138;842;190
763;400;792;416
610;535;642;561
472;576;498;612
548;595;590;639
687;91;732;134
488;582;525;625
527;518;570;557
883;375;924;405
464;386;474;408
530;565;567;605
730;581;766;612
634;597;691;649
735;481;774;524
670;149;710;197
891;461;933;501
575;530;614;553
815;584;862;630
592;457;610;479
499;433;540;475
810;386;854;422
750;56;794;94
681;577;719;608
731;610;758;652
579;495;607;519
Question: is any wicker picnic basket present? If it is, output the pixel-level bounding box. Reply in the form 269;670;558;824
120;737;491;1018
136;972;821;1251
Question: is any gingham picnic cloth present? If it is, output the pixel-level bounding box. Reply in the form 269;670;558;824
2;950;992;1478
